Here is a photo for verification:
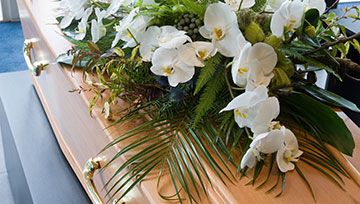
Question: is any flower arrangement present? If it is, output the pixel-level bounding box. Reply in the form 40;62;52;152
56;0;360;202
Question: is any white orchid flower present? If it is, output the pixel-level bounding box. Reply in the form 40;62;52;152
74;7;93;40
251;97;280;134
58;0;88;29
178;41;217;67
112;8;151;48
241;127;285;169
303;0;326;14
225;0;255;11
150;47;195;87
268;0;286;10
199;2;246;57
140;26;161;61
220;85;269;129
91;8;107;43
277;128;303;172
231;42;277;89
270;0;304;39
105;0;123;17
158;26;192;49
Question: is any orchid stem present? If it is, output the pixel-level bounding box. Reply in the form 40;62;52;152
127;29;140;46
104;18;117;28
224;70;235;99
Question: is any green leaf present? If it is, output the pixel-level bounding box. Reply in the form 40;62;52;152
194;69;225;125
304;9;320;27
304;56;342;81
299;85;360;112
194;54;222;95
251;0;267;13
87;40;101;53
280;93;355;156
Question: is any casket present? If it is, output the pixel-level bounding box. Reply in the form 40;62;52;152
16;0;360;203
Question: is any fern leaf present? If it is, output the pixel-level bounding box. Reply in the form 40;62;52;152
194;69;225;125
251;0;267;13
193;54;222;95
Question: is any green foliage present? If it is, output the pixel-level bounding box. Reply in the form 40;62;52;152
194;69;226;125
280;92;355;156
251;0;267;13
180;0;207;18
271;67;291;86
299;85;360;112
194;54;222;95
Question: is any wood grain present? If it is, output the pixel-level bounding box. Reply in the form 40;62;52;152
16;0;360;203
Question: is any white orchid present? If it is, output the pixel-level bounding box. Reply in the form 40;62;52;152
105;0;123;17
268;0;286;11
140;26;161;61
251;97;280;134
276;128;303;172
157;26;192;49
74;7;93;40
199;2;246;57
231;42;277;89
112;8;151;48
220;86;269;129
58;0;88;29
241;127;285;169
225;0;255;11
270;0;305;39
91;8;107;43
150;47;195;87
178;41;217;67
303;0;326;14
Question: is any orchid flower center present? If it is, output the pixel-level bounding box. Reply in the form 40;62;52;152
162;66;174;76
213;27;224;40
238;67;248;75
197;48;207;59
285;19;297;31
235;109;247;118
284;148;297;162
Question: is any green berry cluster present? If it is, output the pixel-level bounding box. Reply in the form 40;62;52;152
174;13;203;40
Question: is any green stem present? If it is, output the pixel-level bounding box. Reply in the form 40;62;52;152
224;69;235;99
104;18;117;28
127;29;140;46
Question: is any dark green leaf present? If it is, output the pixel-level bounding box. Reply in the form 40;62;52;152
299;85;360;112
280;93;355;156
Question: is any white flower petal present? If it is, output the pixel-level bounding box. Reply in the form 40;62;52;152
241;148;258;169
199;26;211;39
203;2;237;31
168;62;195;87
140;26;161;61
251;97;280;134
304;0;326;14
250;43;277;75
214;25;242;57
60;15;74;29
276;144;295;172
252;128;284;153
178;44;204;67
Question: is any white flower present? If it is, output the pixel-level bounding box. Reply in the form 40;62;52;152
270;0;304;39
112;8;151;48
199;2;246;57
58;0;88;29
220;85;269;129
231;42;277;89
276;128;303;172
178;41;217;67
150;47;195;87
241;127;285;169
251;97;280;134
140;26;161;61
74;7;93;40
91;8;107;43
157;26;192;49
268;0;286;11
106;0;123;17
303;0;326;14
225;0;255;11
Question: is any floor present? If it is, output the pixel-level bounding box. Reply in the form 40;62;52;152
0;21;27;73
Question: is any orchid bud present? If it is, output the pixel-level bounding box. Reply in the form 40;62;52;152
245;22;265;44
305;25;316;38
264;35;282;48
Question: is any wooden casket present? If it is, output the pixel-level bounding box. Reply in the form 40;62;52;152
16;0;360;203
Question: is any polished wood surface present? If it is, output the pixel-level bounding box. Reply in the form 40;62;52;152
16;0;360;203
